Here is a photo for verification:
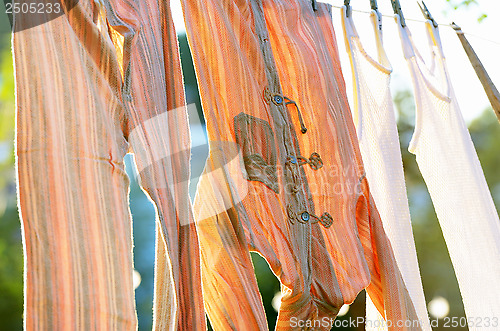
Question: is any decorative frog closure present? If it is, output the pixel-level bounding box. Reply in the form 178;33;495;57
234;112;279;194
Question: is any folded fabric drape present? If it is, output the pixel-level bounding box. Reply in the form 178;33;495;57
342;8;430;330
13;1;204;329
182;0;420;329
396;14;500;329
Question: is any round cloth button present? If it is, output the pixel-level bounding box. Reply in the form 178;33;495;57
301;212;310;222
273;95;283;105
289;156;297;164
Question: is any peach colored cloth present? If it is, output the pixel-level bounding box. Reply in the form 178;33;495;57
182;0;420;330
13;1;204;329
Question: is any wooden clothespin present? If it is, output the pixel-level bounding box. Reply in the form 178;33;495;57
418;1;438;28
391;0;406;27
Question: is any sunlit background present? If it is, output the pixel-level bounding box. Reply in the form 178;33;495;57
1;1;499;330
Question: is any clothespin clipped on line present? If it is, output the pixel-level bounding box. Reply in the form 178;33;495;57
344;0;352;17
312;0;317;11
370;0;383;30
418;1;438;28
391;0;406;27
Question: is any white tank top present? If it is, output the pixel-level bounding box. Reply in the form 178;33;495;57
342;8;430;330
397;14;500;327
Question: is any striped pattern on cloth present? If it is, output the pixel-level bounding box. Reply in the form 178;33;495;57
182;0;421;330
13;0;204;329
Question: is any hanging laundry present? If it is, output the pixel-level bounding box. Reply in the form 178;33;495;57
396;14;500;328
182;0;420;329
451;23;500;123
341;6;430;330
12;0;204;329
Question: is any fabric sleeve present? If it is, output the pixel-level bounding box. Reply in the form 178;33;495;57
127;107;205;331
110;0;206;328
193;149;269;331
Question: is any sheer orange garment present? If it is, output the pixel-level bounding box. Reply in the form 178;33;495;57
182;0;420;330
13;1;204;329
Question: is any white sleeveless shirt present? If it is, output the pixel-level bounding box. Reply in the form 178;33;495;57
397;15;500;328
342;8;430;330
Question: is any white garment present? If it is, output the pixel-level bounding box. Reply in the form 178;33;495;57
397;15;500;327
342;8;430;330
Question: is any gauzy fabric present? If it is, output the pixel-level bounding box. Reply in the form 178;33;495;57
342;8;430;330
396;15;500;328
13;0;205;329
182;0;420;330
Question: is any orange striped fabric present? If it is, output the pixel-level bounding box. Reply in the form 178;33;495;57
13;1;204;330
182;0;420;330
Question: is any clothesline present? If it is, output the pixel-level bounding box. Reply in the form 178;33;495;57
329;4;500;47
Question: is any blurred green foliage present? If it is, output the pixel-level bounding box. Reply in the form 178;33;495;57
0;29;499;331
0;33;23;331
445;0;487;22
